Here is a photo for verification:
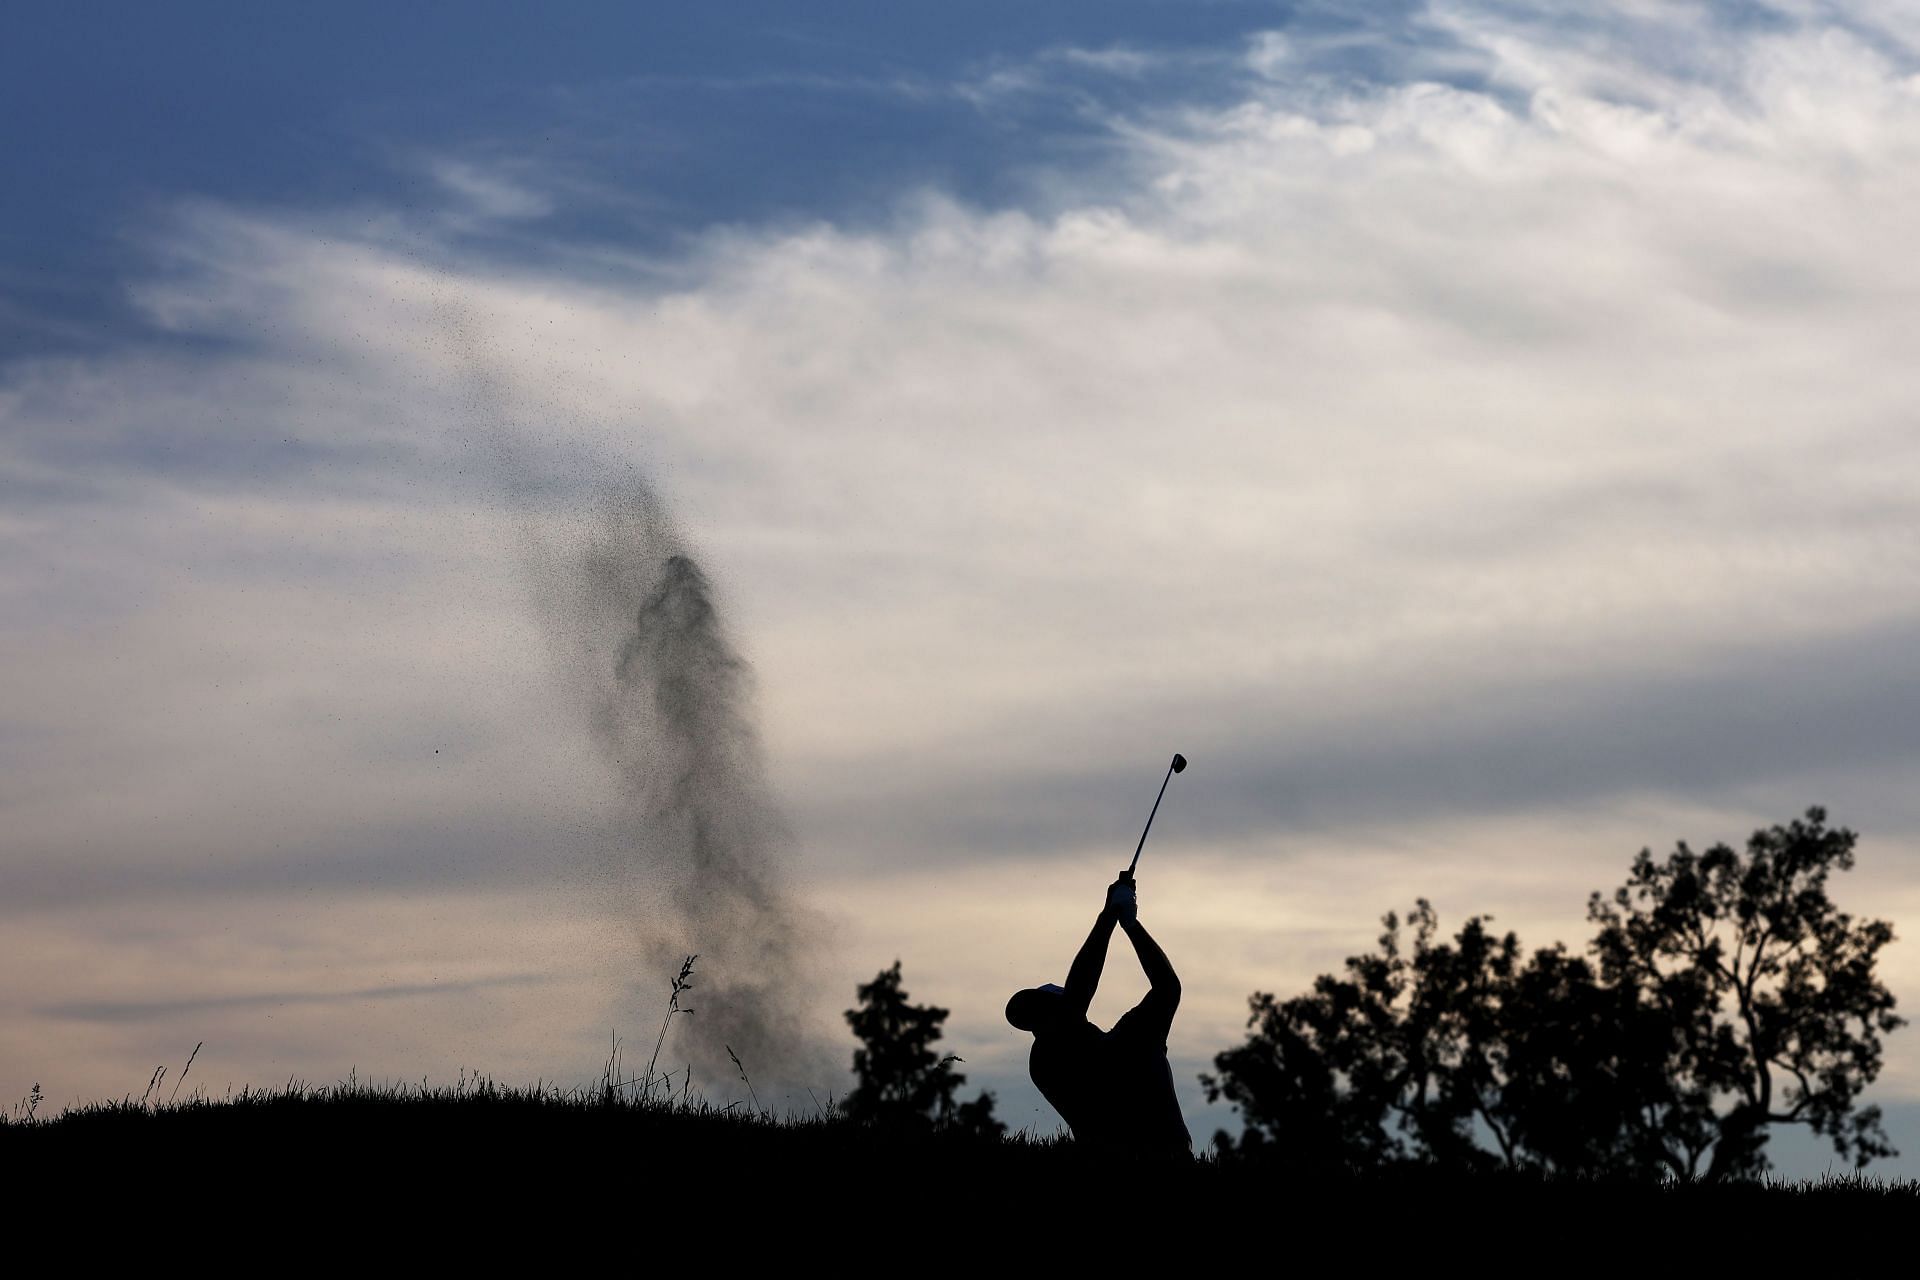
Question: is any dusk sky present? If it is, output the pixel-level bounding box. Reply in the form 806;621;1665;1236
5;1;1919;1173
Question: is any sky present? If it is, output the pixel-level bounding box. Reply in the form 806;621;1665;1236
4;0;1920;1173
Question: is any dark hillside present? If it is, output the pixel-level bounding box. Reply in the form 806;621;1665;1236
6;1079;1913;1262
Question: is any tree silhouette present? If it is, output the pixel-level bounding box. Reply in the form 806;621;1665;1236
845;961;1003;1138
1201;902;1454;1174
1205;808;1903;1180
1588;807;1904;1179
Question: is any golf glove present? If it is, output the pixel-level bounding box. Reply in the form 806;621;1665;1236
1107;879;1138;921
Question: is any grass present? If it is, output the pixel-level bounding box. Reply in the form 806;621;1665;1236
5;957;1912;1252
8;1074;1914;1194
3;1071;1915;1264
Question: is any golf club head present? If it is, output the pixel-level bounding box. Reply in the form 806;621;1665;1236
1171;752;1187;773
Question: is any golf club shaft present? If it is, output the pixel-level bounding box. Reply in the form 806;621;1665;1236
1127;760;1179;875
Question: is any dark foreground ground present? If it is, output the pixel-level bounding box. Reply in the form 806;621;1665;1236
6;1080;1914;1262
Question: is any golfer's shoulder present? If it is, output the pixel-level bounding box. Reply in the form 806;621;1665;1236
1035;1015;1097;1046
1110;1004;1171;1049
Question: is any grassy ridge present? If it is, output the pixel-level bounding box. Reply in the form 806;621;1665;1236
10;1075;1915;1199
6;1079;1916;1264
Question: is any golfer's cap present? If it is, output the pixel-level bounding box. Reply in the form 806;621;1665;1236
1006;983;1068;1031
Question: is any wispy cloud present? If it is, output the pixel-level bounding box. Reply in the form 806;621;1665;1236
39;974;550;1025
430;159;555;224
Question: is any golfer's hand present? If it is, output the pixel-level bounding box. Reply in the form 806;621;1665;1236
1106;878;1138;922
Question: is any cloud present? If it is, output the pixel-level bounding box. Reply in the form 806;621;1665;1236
430;160;555;224
1055;46;1177;78
38;974;550;1025
782;611;1920;870
4;2;1920;1151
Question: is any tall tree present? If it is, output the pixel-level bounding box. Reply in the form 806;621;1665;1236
845;961;1003;1137
1588;807;1904;1179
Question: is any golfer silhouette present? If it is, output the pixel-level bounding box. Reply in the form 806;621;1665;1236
1005;874;1192;1159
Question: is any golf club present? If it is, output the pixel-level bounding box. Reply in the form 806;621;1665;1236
1125;752;1187;879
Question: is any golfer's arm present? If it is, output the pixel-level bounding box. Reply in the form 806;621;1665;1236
1121;918;1180;1003
1063;910;1118;1015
